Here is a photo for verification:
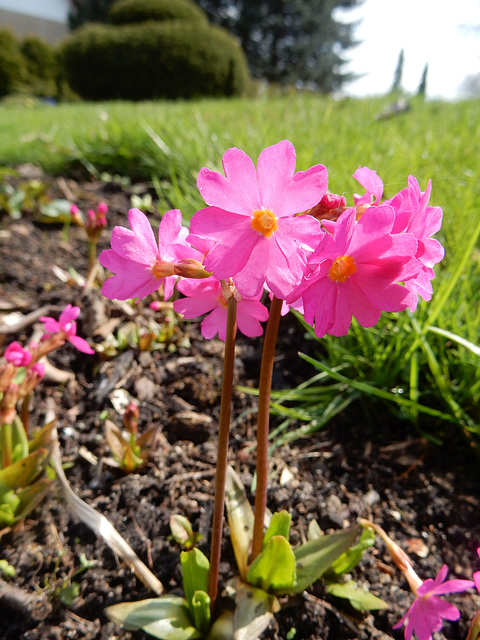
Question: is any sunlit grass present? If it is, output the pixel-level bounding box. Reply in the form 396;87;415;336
1;93;479;447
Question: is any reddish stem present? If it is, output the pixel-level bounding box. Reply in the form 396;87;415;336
250;295;283;561
208;296;237;611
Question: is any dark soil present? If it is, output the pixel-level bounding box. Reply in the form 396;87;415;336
0;167;479;640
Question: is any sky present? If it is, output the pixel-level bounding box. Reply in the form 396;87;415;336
336;0;480;100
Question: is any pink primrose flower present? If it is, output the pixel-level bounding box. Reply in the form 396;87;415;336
174;277;269;341
385;176;444;311
353;166;384;206
393;564;474;640
288;206;420;337
100;208;199;301
4;341;33;367
40;304;94;354
189;140;328;299
31;362;45;378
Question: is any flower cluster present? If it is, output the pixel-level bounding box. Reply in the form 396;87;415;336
0;304;93;425
100;140;444;340
71;201;108;240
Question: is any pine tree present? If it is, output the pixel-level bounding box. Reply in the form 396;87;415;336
195;0;362;92
390;48;404;94
417;63;428;97
68;0;117;30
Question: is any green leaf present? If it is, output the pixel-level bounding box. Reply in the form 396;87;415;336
326;580;389;611
38;198;73;223
233;580;279;640
10;416;29;462
263;510;291;547
105;595;201;640
0;448;49;494
170;514;194;546
225;467;254;581
246;535;296;594
0;490;20;525
307;519;323;541
191;590;211;636
293;527;359;593
330;527;375;575
180;548;209;616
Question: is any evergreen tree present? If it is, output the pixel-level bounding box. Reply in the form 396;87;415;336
390;48;404;93
68;0;117;30
416;63;428;97
195;0;362;92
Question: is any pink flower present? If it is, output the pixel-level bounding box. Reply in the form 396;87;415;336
288;206;420;337
393;565;474;640
40;304;94;354
174;277;269;341
386;176;444;311
4;341;32;367
189;140;328;299
100;208;199;301
353;166;384;206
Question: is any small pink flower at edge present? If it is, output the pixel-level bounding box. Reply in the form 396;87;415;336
4;341;33;367
386;176;445;311
353;166;384;206
190;140;328;299
174;277;269;341
99;208;200;301
39;304;94;355
393;564;474;640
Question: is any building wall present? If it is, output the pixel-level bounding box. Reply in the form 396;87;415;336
0;0;70;44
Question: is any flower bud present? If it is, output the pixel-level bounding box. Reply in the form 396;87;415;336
4;341;32;367
0;382;19;425
174;259;212;279
304;192;347;222
123;402;139;434
0;362;16;392
70;203;84;227
359;519;423;594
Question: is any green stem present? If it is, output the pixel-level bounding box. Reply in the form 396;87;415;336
1;423;12;468
20;393;30;437
251;295;283;562
208;296;237;611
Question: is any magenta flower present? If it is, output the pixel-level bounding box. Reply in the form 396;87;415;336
40;304;94;354
386;176;444;311
100;208;199;301
393;564;474;640
353;166;384;206
4;342;33;367
189;140;328;299
288;206;420;337
174;277;269;341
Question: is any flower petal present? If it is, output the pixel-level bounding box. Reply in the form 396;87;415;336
197;147;261;215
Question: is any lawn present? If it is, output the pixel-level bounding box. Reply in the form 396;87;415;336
1;93;479;444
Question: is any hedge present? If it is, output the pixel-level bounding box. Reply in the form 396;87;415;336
0;28;27;98
109;0;208;26
62;21;249;100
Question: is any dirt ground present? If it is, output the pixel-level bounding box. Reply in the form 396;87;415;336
0;167;479;640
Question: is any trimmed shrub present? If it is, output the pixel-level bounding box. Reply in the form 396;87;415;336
20;35;58;97
0;28;27;98
109;0;208;26
62;21;249;100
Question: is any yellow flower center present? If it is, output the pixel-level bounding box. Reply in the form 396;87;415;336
328;255;357;283
151;260;175;279
251;209;278;238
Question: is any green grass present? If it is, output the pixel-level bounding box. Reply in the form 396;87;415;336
1;93;479;447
